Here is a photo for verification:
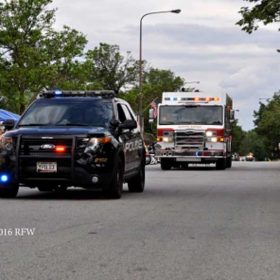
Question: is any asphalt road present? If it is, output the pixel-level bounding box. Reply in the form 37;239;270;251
1;161;280;280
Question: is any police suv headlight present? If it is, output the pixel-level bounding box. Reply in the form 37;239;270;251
84;136;112;152
89;137;112;145
0;135;13;151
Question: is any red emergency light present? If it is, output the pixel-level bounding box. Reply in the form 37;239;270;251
55;146;66;153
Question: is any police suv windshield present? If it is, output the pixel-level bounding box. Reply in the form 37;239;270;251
159;105;223;125
18;98;113;127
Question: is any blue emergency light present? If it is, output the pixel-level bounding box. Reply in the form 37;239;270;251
0;174;9;183
54;90;62;96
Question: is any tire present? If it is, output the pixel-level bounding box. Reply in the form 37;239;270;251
54;185;68;192
216;158;226;170
38;185;68;192
128;163;145;193
38;186;53;192
226;156;232;168
0;184;19;198
161;159;172;170
103;158;124;199
180;163;189;169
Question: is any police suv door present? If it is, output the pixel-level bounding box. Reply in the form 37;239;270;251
117;103;141;173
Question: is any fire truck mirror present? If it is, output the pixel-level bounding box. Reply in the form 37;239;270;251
149;108;155;121
230;110;235;121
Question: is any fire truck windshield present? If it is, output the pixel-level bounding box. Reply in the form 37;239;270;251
159;105;223;125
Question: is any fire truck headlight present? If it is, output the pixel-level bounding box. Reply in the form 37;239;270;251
206;131;213;137
162;131;174;143
162;136;173;143
210;137;218;142
207;137;224;143
206;130;217;137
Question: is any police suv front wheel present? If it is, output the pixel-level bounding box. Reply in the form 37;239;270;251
128;163;145;193
103;158;124;199
0;183;19;198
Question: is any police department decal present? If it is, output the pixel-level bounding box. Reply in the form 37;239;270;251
125;140;143;152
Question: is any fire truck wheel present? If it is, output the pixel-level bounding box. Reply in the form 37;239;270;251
226;157;232;168
161;159;172;170
216;159;226;170
181;163;189;169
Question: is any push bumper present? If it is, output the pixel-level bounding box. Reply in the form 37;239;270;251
155;148;225;163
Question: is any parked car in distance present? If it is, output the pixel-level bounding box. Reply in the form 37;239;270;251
246;153;255;161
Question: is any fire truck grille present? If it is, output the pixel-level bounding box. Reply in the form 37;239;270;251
175;130;205;149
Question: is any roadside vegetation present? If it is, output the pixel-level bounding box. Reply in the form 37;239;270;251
0;0;279;160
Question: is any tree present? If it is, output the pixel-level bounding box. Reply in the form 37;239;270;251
231;120;245;154
85;43;138;93
0;0;87;113
237;0;280;33
121;68;184;112
253;92;280;159
239;130;267;161
120;68;184;137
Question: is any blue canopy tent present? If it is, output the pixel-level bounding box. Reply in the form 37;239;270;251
0;109;20;122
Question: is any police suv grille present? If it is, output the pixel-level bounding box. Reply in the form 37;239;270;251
175;130;205;149
19;136;74;180
19;137;73;156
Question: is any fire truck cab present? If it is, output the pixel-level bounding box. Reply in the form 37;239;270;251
154;91;234;170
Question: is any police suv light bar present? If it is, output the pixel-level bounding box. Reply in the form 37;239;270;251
38;90;116;99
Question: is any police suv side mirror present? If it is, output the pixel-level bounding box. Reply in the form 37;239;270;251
119;119;137;130
3;119;16;130
110;119;120;128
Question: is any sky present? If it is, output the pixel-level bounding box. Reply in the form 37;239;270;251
52;0;280;131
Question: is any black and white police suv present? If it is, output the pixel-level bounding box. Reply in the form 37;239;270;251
0;90;146;199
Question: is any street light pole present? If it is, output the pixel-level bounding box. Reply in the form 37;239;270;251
138;9;181;136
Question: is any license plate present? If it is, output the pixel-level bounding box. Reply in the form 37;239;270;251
176;157;201;162
36;162;57;173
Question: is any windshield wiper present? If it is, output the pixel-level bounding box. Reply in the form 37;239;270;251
160;122;175;125
58;123;89;127
179;121;202;124
18;123;49;127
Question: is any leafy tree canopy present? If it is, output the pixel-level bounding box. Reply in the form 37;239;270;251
231;120;245;154
0;0;87;113
253;92;280;158
237;0;280;33
85;43;137;93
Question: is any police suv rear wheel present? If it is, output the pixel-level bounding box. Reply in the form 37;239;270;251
0;184;19;198
128;163;145;193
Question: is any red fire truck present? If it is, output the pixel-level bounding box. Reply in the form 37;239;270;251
153;91;234;170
